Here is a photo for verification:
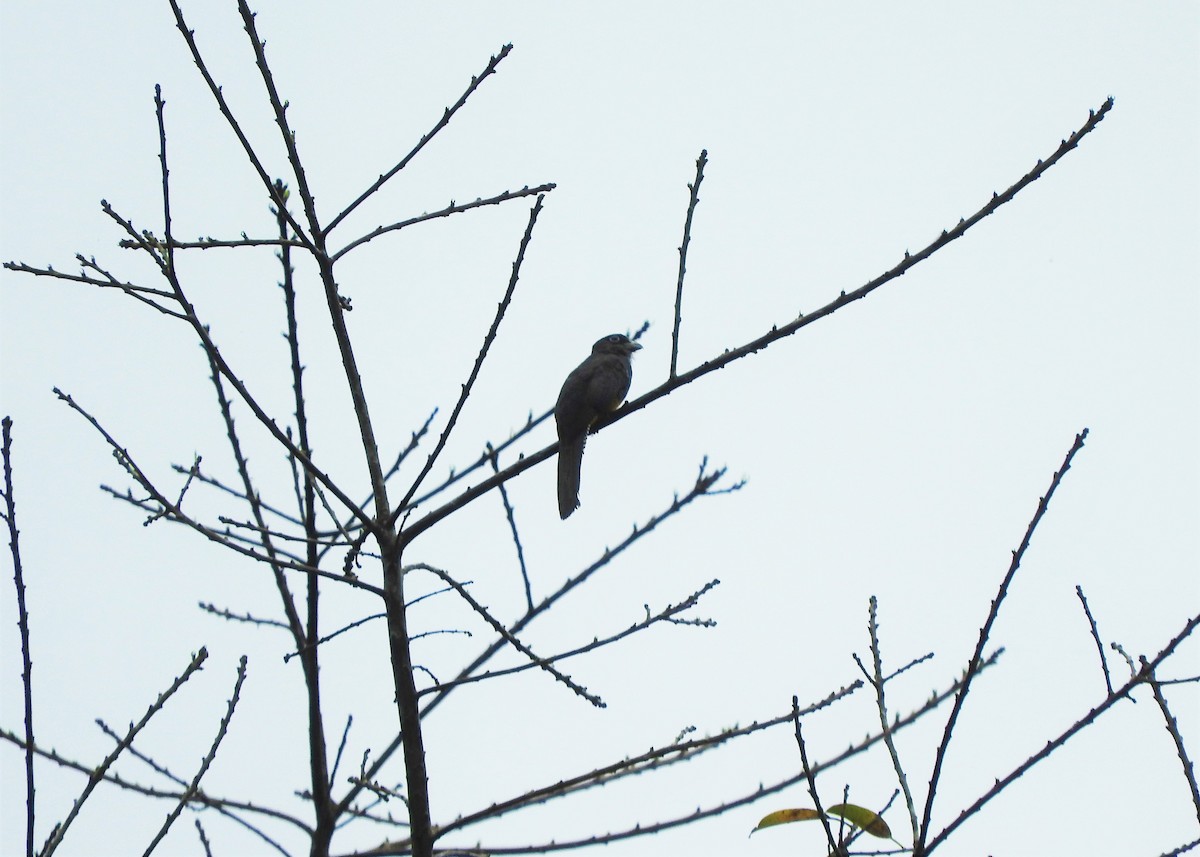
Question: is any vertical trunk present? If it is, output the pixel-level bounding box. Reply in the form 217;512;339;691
382;543;433;856
304;574;334;857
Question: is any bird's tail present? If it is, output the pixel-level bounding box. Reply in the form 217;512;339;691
557;434;586;519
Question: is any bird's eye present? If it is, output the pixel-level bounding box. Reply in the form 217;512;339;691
608;334;623;343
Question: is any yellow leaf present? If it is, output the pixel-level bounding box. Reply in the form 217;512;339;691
752;808;822;832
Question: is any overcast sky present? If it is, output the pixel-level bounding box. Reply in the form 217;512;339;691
2;3;1198;855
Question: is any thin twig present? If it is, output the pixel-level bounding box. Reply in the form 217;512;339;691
142;655;249;855
3;257;187;320
32;722;304;854
40;649;209;857
165;0;313;250
385;409;440;482
1160;837;1200;857
1143;657;1200;825
121;235;306;251
330;716;353;792
613;100;1118;427
418;580;720;697
925;612;1200;853
269;166;340;844
338;464;740;816
326;43;516;233
195;820;213;857
321;408;441;561
488;444;533;612
794;698;839;853
283;613;387;664
199;601;291;630
429;654;999;854
1076;585;1113;695
2;417;36;857
218;516;350;549
398;409;549;516
438;683;859;841
95;200;374;534
671;149;706;379
236;0;321;250
180;141;307;650
397;195;547;513
420;460;736;714
918;429;1089;851
864;596;920;848
333;185;555;261
171;463;303;526
883;651;935;684
64;393;382;597
410;563;605;707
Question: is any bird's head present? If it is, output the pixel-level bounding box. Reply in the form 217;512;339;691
592;333;643;357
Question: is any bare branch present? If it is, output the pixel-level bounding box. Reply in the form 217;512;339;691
97;201;377;532
918;428;1089;850
398;195;547;512
10;252;183;315
4;725;309;848
421;654;1000;855
397;409;549;518
671;149;707;379
1076;584;1114;695
338;465;740;819
323;408;441;559
142;655;249;855
793;698;839;853
40;649;209;857
235;1;320;242
419;460;738;715
199;601;291;630
165;0;314;249
337;466;736;820
329;715;354;792
924;611;1200;853
332;185;555;261
326;43;515;234
436;683;860;844
120;235;307;251
419;580;720;697
218;516;350;550
487;444;534;612
2;257;186;320
410;563;605;707
1143;658;1200;825
863;596;920;847
614;100;1118;427
171;463;303;526
61;393;384;596
2;417;36;857
283;613;387;664
195;820;213;857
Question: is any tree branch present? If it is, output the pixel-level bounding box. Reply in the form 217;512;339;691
918;429;1089;851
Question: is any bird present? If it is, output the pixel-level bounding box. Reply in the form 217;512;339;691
554;333;643;519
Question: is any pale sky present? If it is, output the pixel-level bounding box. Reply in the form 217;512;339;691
2;3;1198;855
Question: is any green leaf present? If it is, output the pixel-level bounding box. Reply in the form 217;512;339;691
827;803;891;838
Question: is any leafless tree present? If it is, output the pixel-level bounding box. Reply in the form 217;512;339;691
3;3;1197;857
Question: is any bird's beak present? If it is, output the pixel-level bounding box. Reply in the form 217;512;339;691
630;341;643;352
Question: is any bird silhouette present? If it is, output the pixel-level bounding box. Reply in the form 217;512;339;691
554;333;642;519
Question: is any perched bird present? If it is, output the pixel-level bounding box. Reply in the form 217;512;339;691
554;333;643;519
